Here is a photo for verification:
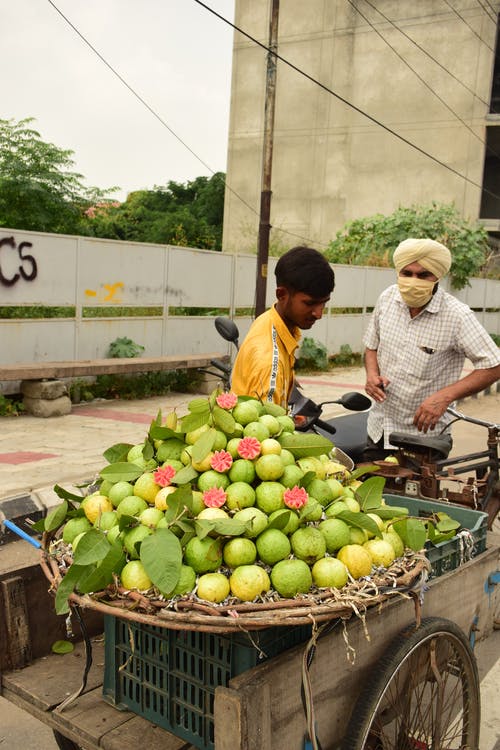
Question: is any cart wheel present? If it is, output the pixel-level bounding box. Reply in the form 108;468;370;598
341;617;480;750
53;730;83;750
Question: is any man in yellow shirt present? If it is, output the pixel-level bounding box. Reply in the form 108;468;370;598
231;246;335;407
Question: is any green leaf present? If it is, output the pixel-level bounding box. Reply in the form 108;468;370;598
72;529;112;565
51;640;74;654
356;476;385;511
299;471;316;488
171;465;198;485
30;518;46;533
53;485;84;504
267;509;293;530
181;411;210;433
192;427;216;464
212;519;247;537
195;519;216;540
278;432;333;458
435;513;460;533
55;564;88;615
187;398;211;414
103;443;133;464
45;501;68;532
140;528;182;594
393;518;427;552
337;510;382;538
372;505;409;520
213;405;236;434
349;464;381;480
100;462;144;482
143;439;155;461
148;424;181;441
77;542;126;593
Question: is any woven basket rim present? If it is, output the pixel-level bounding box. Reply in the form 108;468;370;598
40;539;430;633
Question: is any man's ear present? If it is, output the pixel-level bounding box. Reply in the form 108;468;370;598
276;285;290;302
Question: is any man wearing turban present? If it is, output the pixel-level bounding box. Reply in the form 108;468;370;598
362;238;500;459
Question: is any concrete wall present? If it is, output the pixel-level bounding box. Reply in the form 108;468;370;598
222;0;499;254
1;228;499;369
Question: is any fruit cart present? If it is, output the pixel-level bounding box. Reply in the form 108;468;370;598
1;388;499;750
1;503;498;750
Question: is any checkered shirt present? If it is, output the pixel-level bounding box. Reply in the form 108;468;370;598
363;284;500;447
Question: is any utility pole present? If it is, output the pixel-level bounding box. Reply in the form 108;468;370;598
255;0;279;317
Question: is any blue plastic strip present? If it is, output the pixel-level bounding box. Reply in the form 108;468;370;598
2;519;41;548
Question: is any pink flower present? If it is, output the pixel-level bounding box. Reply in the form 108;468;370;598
216;392;238;410
283;486;308;510
210;450;233;473
203;487;227;508
237;436;261;460
154;465;176;487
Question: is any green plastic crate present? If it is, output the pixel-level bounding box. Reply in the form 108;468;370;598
102;616;311;750
384;494;488;578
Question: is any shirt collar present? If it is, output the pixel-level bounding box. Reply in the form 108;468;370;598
270;305;301;353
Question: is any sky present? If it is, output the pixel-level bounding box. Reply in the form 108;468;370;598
3;0;236;201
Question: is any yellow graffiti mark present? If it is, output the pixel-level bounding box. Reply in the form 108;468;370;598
103;282;125;302
85;289;97;297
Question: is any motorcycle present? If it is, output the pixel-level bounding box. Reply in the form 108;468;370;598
205;316;371;466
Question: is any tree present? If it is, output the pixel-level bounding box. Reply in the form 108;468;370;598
83;173;226;250
0;117;110;234
324;203;493;289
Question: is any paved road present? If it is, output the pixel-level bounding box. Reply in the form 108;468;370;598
0;371;499;749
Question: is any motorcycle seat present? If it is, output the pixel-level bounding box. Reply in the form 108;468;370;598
388;431;452;459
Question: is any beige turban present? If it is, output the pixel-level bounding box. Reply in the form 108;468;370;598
393;238;452;280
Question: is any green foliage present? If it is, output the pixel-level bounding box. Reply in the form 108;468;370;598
0;393;24;416
83;172;226;251
0;117;115;234
295;337;328;371
330;344;362;368
108;337;145;358
490;332;500;346
325;202;491;290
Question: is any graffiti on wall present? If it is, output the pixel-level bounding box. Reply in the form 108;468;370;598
0;236;37;286
85;282;124;302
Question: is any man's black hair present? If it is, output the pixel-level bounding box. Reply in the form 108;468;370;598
275;246;335;298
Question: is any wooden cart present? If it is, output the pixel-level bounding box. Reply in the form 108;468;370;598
1;531;499;750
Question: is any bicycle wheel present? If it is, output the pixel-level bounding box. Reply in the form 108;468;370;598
53;731;83;750
341;617;480;750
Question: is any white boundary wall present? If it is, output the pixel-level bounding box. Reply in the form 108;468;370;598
1;227;499;366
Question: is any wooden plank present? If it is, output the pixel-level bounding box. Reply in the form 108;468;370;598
2;639;105;711
1;576;32;669
221;544;500;750
0;353;228;380
100;714;195;750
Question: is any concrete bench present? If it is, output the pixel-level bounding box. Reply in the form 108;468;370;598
0;353;229;417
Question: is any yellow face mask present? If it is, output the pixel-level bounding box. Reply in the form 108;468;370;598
397;277;436;308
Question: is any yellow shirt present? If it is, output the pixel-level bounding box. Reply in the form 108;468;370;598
231;306;301;407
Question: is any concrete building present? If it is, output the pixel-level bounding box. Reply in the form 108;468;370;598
222;1;500;254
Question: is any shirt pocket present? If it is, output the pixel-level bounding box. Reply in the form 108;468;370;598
407;344;445;381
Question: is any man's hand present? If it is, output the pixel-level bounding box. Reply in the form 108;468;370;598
413;393;451;432
365;374;390;403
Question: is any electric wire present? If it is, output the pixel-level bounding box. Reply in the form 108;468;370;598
46;0;327;250
348;0;500;159
476;0;498;24
361;0;490;108
194;0;500;202
442;0;495;52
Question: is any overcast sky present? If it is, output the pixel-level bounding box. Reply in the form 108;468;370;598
3;0;235;201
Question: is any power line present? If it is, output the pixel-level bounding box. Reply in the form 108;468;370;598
194;0;500;202
46;0;327;250
348;0;500;160
442;0;495;52
476;0;498;24
361;0;490;108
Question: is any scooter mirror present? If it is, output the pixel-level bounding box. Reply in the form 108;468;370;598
215;316;240;348
337;391;372;412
